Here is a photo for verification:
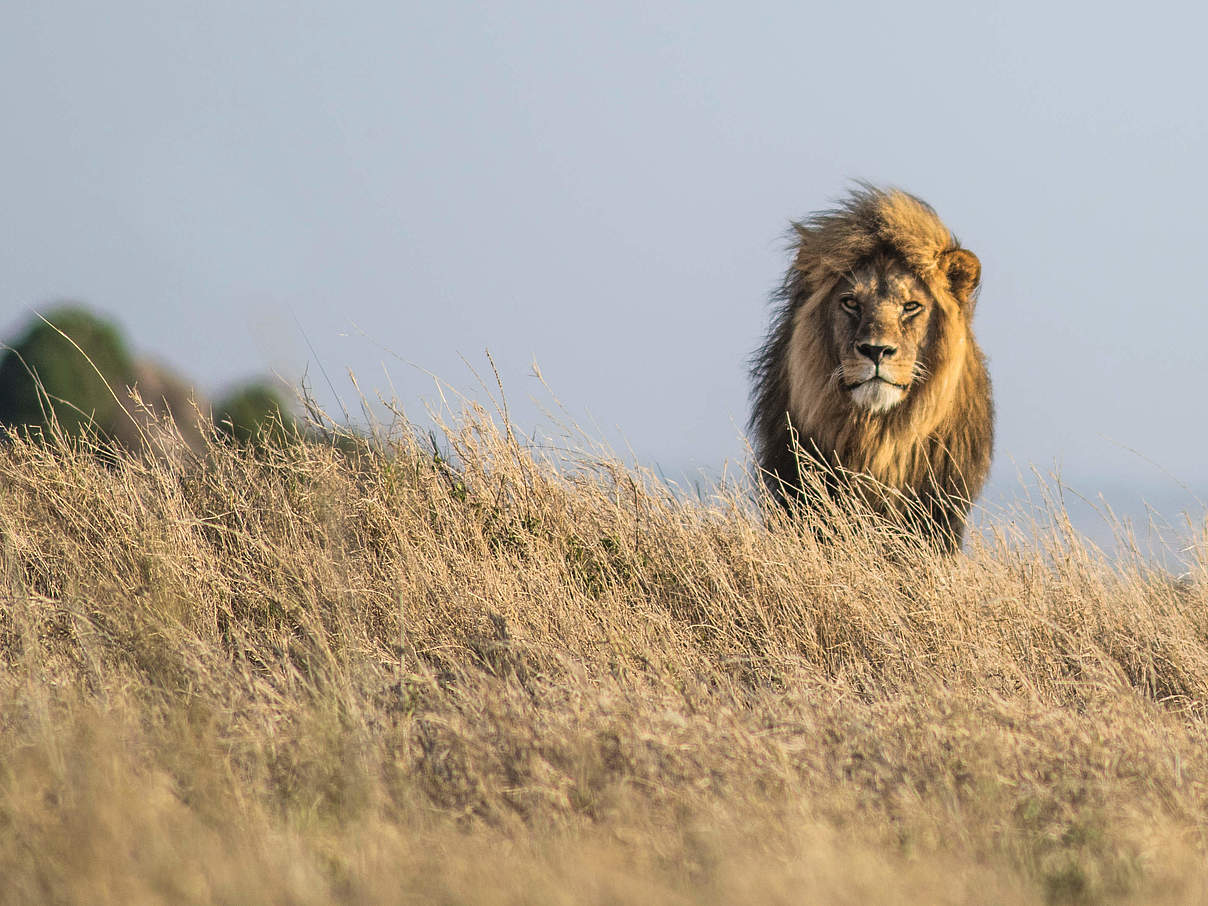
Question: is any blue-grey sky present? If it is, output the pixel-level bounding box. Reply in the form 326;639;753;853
3;1;1207;533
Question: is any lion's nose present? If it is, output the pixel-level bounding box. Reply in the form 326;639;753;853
857;343;897;364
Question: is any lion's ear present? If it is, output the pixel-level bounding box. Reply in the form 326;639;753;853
940;248;981;309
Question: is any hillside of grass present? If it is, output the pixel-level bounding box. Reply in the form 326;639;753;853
2;406;1207;905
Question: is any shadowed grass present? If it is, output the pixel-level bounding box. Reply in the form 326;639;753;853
1;402;1207;904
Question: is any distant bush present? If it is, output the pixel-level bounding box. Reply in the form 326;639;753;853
215;381;295;445
0;306;297;450
0;306;136;441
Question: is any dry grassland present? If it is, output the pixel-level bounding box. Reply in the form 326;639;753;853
2;405;1208;905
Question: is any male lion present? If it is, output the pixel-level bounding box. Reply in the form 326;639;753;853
750;186;993;552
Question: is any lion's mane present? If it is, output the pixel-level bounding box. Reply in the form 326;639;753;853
750;185;994;550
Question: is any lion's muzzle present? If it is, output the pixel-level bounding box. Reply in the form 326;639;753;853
846;369;909;414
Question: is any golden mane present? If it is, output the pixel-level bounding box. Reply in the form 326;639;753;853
750;185;994;551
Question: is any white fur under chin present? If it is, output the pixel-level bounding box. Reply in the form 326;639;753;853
850;380;906;413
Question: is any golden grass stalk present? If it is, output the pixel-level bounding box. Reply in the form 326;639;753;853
0;397;1206;905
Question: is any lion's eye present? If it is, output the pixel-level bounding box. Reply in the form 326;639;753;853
839;295;860;315
903;301;923;316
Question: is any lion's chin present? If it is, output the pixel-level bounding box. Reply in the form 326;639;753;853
849;379;906;414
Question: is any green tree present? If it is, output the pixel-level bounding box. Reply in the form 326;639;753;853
0;307;137;440
215;382;294;445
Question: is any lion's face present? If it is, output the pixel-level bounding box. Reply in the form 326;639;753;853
829;255;935;414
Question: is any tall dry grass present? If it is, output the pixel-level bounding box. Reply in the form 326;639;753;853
1;398;1207;905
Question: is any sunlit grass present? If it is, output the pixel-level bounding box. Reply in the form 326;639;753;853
1;399;1207;905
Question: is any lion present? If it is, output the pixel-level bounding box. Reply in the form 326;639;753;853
750;185;993;552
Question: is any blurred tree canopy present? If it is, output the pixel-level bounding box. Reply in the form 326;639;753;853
0;305;292;447
0;307;137;441
214;382;293;445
